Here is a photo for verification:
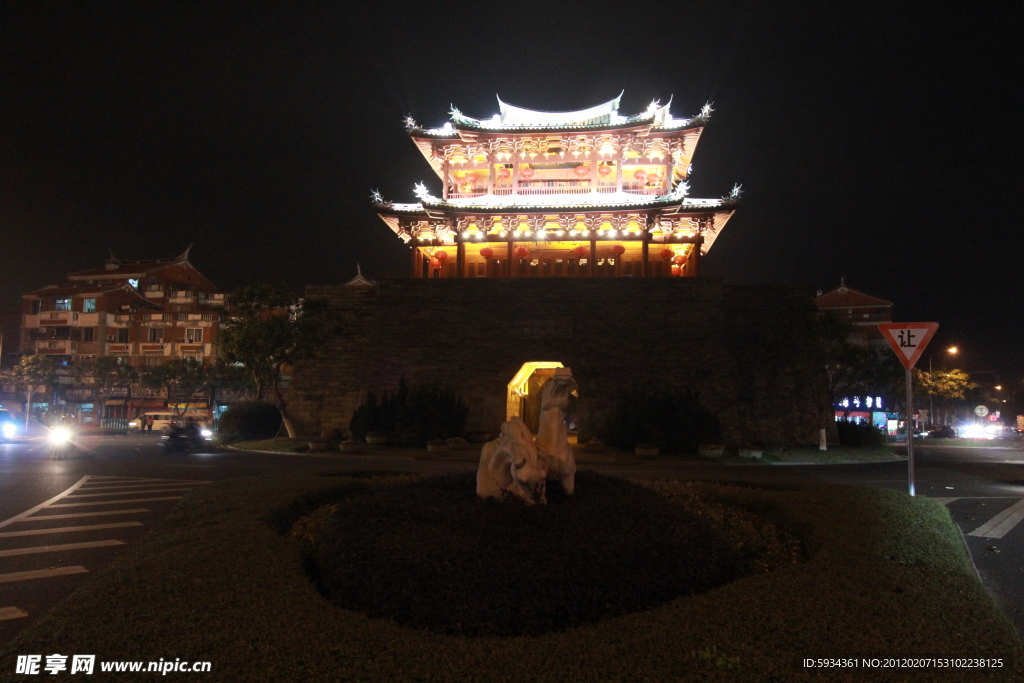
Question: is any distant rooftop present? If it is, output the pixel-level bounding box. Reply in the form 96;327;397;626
410;93;709;135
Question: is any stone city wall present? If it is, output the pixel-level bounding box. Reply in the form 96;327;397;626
287;277;821;446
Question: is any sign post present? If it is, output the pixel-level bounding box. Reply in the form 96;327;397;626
878;322;939;496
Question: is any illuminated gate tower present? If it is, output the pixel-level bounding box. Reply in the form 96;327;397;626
373;94;739;278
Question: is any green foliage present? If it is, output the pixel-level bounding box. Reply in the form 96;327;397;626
348;378;468;446
217;285;333;402
2;353;59;392
141;358;211;416
835;420;886;448
605;389;720;453
915;368;975;400
73;356;138;397
314;472;765;637
216;401;283;443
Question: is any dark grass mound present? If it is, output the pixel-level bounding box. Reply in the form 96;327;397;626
314;471;743;637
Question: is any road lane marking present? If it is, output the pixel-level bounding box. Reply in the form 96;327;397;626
0;522;143;538
931;497;961;505
968;499;1024;539
77;482;209;491
64;488;192;498
0;606;28;621
15;509;151;521
0;566;89;583
0;476;92;529
0;540;123;558
47;497;183;507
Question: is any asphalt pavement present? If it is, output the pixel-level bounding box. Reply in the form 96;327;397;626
1;433;1023;645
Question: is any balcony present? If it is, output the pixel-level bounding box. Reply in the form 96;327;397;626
140;343;169;356
106;343;133;355
36;340;77;354
168;291;196;304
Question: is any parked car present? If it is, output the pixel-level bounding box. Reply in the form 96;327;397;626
926;425;958;439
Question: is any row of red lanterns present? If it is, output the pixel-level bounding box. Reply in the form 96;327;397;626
470;165;657;183
431;245;687;274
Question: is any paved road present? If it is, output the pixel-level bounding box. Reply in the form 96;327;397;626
1;434;1023;645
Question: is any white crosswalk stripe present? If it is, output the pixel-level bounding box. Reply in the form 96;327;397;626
0;476;208;596
968;498;1024;539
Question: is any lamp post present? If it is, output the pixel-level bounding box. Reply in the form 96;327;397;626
927;346;958;427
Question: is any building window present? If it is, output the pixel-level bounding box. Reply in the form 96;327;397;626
148;328;163;343
146;284;164;291
117;328;130;343
82;298;96;313
82;327;95;342
55;298;71;311
128;279;139;289
144;355;162;367
185;328;203;343
31;299;41;314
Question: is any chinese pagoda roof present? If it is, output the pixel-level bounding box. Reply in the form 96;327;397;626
815;281;894;309
408;94;710;136
67;245;196;280
374;189;739;255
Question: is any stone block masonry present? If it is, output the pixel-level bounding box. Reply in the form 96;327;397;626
289;278;822;446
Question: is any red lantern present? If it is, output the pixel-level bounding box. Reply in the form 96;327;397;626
574;164;589;177
661;248;674;260
479;247;494;258
430;259;442;269
497;167;511;179
514;246;530;258
520;167;535;179
610;244;626;256
633;169;647;181
671;265;681;276
598;165;612;177
673;254;687;265
434;250;448;261
572;245;589;257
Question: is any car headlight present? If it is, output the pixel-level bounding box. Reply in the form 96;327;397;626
1;423;15;439
49;427;71;444
200;429;213;438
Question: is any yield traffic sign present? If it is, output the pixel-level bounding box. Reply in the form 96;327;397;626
878;322;939;370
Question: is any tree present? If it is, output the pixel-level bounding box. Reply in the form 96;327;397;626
751;310;878;448
216;285;334;438
914;368;975;425
74;356;138;423
141;358;212;419
1;354;59;428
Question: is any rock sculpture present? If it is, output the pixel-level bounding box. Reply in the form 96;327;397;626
477;416;549;504
477;367;577;504
535;368;577;496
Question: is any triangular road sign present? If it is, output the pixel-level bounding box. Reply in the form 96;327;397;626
878;322;939;369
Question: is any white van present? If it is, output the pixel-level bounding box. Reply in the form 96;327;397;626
128;412;176;432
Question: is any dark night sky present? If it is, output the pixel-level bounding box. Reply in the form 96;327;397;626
1;2;1021;379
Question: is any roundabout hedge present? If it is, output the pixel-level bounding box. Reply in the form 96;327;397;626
313;471;777;637
3;471;1021;682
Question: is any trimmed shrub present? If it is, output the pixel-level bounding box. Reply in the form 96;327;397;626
216;401;282;443
314;471;752;637
836;420;886;448
348;378;467;446
605;389;721;454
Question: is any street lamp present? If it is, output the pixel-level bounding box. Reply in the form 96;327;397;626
927;346;958;427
